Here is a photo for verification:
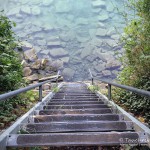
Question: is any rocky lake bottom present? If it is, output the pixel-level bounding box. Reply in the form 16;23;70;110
0;0;129;81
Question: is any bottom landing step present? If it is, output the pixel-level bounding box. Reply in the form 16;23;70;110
7;132;148;147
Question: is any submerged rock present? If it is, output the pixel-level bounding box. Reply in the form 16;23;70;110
50;60;64;69
37;40;47;46
80;45;94;59
76;18;89;25
7;7;20;16
42;0;53;6
62;68;75;81
20;6;31;15
32;6;41;15
94;63;105;72
92;1;106;8
60;57;70;64
47;41;61;47
98;13;109;21
49;48;68;58
55;0;71;13
21;41;33;51
96;28;108;37
102;70;112;76
106;60;121;69
86;54;98;62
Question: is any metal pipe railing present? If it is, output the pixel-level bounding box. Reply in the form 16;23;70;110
0;71;61;102
88;69;150;99
89;69;94;85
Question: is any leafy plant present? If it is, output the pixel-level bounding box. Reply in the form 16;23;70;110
113;0;150;125
0;91;39;130
88;85;100;92
0;11;23;92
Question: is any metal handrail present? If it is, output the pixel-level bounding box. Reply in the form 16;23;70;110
0;71;61;102
88;69;150;99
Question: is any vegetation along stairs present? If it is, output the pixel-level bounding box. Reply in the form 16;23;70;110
0;82;150;149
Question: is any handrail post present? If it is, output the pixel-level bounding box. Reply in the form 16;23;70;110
56;70;60;86
108;84;111;100
92;77;94;85
89;69;94;85
39;85;42;101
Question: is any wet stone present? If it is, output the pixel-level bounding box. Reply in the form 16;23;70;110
20;6;31;15
62;68;75;81
92;1;106;8
42;0;53;6
49;48;68;58
31;6;41;15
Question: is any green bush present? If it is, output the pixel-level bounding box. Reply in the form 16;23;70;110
0;12;23;92
0;13;39;130
114;0;150;124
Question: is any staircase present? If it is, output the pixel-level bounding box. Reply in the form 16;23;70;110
5;82;148;148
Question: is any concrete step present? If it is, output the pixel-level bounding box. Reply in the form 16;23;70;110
21;121;134;133
47;101;104;105
7;132;145;147
51;98;102;101
43;104;109;109
36;108;113;115
32;114;123;123
52;96;100;99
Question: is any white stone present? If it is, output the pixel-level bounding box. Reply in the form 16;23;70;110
51;60;64;69
107;3;115;12
98;14;109;21
60;57;70;64
49;48;68;58
102;70;111;76
91;38;103;47
76;18;88;25
107;27;116;36
29;0;41;5
37;40;46;46
96;28;108;37
21;41;33;50
42;24;53;31
111;34;120;40
47;41;61;47
92;0;106;8
106;60;121;69
106;39;117;47
76;35;91;43
94;64;105;72
43;0;53;6
32;6;41;15
40;50;49;55
55;0;71;13
80;45;94;59
20;6;31;15
7;7;20;16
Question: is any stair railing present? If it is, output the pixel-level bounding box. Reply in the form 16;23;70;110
0;71;61;102
88;69;150;100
